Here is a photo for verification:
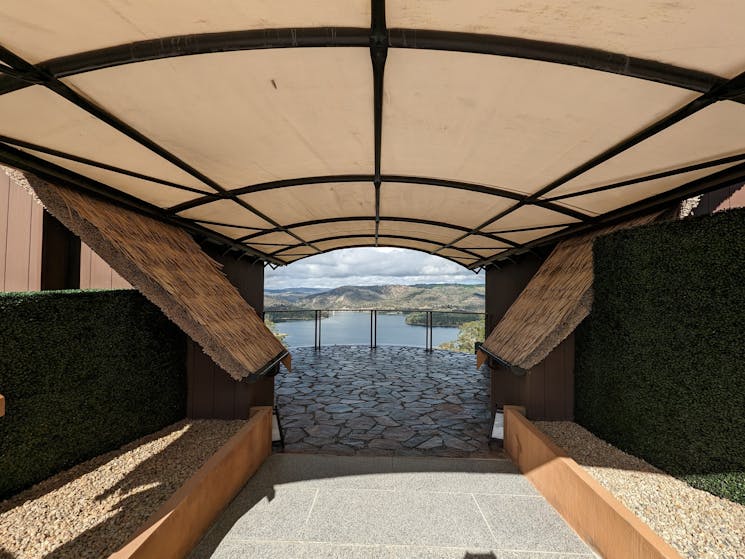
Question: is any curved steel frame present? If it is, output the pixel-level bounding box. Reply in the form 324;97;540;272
0;1;744;267
277;242;481;268
271;232;482;259
237;215;519;247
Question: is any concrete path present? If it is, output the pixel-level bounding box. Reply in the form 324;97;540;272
277;346;499;457
190;454;596;559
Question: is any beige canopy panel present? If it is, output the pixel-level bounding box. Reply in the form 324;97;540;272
478;213;661;371
0;2;744;270
12;170;288;380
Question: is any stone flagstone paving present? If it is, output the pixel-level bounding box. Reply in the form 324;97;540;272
275;346;501;457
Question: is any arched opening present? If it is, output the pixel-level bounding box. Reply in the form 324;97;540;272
263;247;494;457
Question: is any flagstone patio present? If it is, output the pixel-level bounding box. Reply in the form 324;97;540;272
275;346;499;458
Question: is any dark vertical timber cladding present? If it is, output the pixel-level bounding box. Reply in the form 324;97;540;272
485;255;575;420
41;212;81;290
371;0;388;244
186;250;274;419
489;336;575;420
484;256;543;334
690;183;745;216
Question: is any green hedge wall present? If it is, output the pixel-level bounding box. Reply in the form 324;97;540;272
0;290;186;499
575;208;745;505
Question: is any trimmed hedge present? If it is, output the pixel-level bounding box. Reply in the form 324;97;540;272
0;290;186;499
575;208;745;505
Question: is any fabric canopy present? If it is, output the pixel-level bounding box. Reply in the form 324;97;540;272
0;1;743;269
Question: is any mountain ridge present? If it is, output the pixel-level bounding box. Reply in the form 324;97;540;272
265;283;485;312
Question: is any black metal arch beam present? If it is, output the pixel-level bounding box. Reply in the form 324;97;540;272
237;215;519;248
167;174;588;222
0;44;321;256
542;152;745;203
0;141;285;265
0;18;741;267
434;68;745;259
0;27;731;98
278;243;479;269
469;159;745;269
371;0;388;245
272;232;483;260
0;134;208;196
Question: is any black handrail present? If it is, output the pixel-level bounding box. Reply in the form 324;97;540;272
264;308;485;352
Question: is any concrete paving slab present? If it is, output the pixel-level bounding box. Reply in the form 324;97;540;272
247;453;397;490
209;486;317;542
474;494;591;555
389;456;537;495
301;488;496;548
196;539;596;559
189;454;595;559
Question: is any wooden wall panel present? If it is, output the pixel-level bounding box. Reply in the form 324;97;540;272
691;183;745;216
185;253;275;419
1;172;128;292
186;340;275;419
1;173;42;292
0;173;9;291
79;243;131;289
489;334;574;421
484;255;542;335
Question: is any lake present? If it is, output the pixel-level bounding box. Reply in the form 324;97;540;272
270;311;461;348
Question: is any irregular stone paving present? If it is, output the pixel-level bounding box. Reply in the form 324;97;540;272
276;346;501;458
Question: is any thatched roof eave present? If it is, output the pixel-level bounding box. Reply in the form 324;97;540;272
14;170;288;380
480;213;662;371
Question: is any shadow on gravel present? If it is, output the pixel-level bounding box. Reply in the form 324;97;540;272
0;421;241;559
40;422;239;559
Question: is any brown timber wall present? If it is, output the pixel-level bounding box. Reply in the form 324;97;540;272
485;256;574;421
1;171;129;292
80;243;131;289
186;249;275;419
490;335;574;420
484;255;542;334
690;183;745;216
0;172;43;292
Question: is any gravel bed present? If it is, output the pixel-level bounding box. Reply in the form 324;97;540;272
536;421;745;559
0;419;246;559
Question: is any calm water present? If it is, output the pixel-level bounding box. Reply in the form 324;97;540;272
270;311;460;348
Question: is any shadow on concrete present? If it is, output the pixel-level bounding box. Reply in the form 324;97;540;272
187;453;592;559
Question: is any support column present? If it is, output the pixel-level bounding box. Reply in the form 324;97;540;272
186;249;275;419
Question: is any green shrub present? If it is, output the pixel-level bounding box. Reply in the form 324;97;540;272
0;289;186;499
575;208;745;505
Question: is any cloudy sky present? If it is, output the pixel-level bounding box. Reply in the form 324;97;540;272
265;247;483;290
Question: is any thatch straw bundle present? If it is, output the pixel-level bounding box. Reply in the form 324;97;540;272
16;170;287;380
481;213;660;370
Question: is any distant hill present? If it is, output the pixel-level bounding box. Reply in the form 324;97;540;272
264;287;328;307
265;283;484;312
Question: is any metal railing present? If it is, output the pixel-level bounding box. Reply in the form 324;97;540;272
263;309;485;352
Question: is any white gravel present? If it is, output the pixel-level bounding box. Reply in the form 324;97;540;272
0;419;246;559
536;421;745;559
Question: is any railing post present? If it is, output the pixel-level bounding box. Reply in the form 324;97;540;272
427;311;433;352
314;309;320;350
373;310;377;348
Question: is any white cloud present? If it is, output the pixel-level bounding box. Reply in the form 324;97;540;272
265;248;483;289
